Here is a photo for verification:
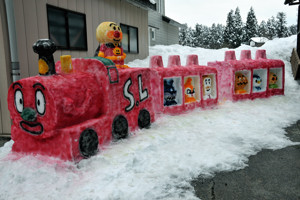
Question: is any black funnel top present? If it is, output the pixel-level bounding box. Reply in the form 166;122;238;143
33;39;57;75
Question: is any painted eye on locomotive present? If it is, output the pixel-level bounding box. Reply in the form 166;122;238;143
35;89;46;115
14;89;24;114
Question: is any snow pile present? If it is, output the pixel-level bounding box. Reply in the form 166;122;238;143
0;36;299;200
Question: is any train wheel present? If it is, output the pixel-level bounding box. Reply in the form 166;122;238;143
112;115;128;140
79;129;99;158
138;109;151;129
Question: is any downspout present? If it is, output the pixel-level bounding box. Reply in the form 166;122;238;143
5;0;19;82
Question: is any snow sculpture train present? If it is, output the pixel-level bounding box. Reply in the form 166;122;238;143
7;39;285;162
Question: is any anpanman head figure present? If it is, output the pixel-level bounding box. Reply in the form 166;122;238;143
96;22;123;45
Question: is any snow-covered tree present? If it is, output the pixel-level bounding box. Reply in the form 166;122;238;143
209;23;225;49
193;24;210;48
179;25;194;46
258;20;268;38
289;25;297;35
266;17;277;39
233;7;244;47
224;10;236;48
245;7;258;42
276;12;289;38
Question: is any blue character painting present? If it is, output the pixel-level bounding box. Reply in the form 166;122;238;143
164;79;177;106
253;74;262;92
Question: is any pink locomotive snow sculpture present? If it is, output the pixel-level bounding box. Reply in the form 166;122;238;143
6;21;285;161
208;49;285;101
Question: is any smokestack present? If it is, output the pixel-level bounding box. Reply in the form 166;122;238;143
32;39;57;75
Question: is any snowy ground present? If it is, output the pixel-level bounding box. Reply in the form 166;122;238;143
1;36;300;200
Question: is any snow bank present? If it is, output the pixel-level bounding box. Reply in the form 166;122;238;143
0;36;299;200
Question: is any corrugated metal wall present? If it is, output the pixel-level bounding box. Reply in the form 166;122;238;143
0;0;12;136
148;10;179;46
13;0;149;78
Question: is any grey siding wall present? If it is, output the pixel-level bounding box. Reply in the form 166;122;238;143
0;0;12;136
148;10;179;46
13;0;149;78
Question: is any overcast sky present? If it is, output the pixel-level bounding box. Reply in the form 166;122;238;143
165;0;298;28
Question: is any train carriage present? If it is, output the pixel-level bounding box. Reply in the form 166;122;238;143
150;55;218;116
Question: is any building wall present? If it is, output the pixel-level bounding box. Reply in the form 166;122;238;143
0;0;12;136
148;10;179;46
13;0;149;78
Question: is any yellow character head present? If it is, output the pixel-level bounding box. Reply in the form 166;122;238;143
96;22;123;45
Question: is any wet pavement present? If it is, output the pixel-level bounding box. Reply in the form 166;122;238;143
192;120;300;200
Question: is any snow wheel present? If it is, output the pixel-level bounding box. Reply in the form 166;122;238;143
79;129;99;158
138;109;151;129
112;115;128;140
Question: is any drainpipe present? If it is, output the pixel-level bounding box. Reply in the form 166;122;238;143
5;0;20;82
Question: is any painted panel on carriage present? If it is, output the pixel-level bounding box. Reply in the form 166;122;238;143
253;69;268;93
234;70;251;95
163;77;182;106
202;74;217;100
269;68;283;89
184;76;200;104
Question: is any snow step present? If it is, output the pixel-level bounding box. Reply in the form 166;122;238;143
168;55;181;67
150;55;164;68
186;54;199;66
255;49;267;60
224;51;236;61
240;50;252;60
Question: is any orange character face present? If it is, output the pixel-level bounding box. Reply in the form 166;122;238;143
113;47;122;55
235;72;248;91
184;77;196;103
269;72;278;85
96;22;123;45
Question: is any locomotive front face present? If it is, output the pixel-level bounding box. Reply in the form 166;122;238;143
8;77;56;138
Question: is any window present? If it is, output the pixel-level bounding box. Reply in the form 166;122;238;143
120;24;139;54
47;5;87;50
150;27;156;41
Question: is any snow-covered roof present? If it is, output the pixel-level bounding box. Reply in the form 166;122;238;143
125;0;156;11
250;37;269;43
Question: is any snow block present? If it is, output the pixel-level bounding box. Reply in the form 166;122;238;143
167;55;181;67
186;54;199;66
150;55;164;68
207;49;284;102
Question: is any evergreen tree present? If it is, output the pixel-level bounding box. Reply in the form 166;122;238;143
266;16;277;39
245;7;258;42
258;20;268;37
289;25;297;35
179;25;194;46
193;24;210;48
276;12;289;38
224;10;235;48
233;7;244;47
209;23;225;49
179;24;187;46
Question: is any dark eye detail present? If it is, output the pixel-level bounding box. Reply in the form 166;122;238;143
118;27;120;31
14;89;24;113
35;89;46;115
113;26;116;30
